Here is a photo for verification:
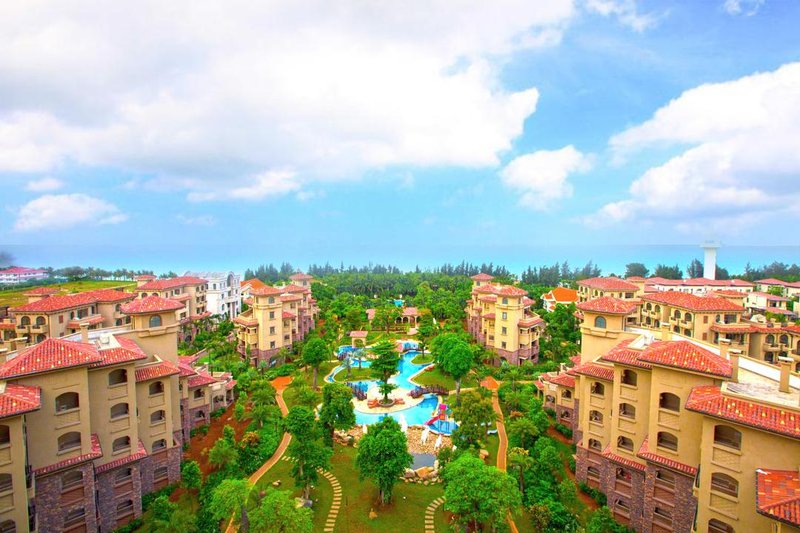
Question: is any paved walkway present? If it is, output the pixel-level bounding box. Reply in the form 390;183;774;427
480;377;518;533
425;496;445;532
321;469;342;532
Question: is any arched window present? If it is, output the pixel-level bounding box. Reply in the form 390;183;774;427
655;305;660;313
62;470;83;490
684;312;692;321
110;403;129;419
714;425;742;450
711;472;739;497
0;473;11;493
588;438;602;451
115;467;133;485
617;436;634;452
591;382;605;396
108;369;127;386
619;403;636;419
149;381;164;396
150;410;166;423
35;316;45;326
545;395;555;403
112;436;131;453
193;388;205;400
140;293;147;298
20;316;30;326
779;334;788;345
657;432;678;452
587;466;601;478
0;425;9;446
589;410;604;424
767;334;775;344
708;518;735;533
561;389;572;399
659;392;680;412
58;432;81;452
673;309;681;319
621;369;638;386
0;520;15;533
594;316;607;329
55;392;79;412
152;439;167;452
149;315;162;328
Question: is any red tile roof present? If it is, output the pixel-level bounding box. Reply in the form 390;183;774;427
0;383;41;419
289;272;313;280
350;330;368;338
241;278;266;289
637;437;697;476
533;380;544;391
134;361;180;382
641;291;744;312
137;276;207;290
494;285;529;297
169;293;191;302
544;287;579;303
92;336;149;368
471;273;494;281
251;285;283;296
686;385;800;440
518;316;544;327
572;362;615;381
34;433;103;475
12;292;103;313
177;362;196;377
757;278;788;285
233;315;258;327
188;369;218;388
0;338;104;379
709;323;757;334
546;372;576;388
478;295;497;302
282;311;297;319
0;321;15;330
84;289;136;303
601;339;654;369
402;307;420;317
578;277;638;291
67;314;104;329
483;312;496;319
121;295;184;315
522;296;534;307
226;379;237;390
280;294;303;302
281;284;309;294
134;275;156;281
639;341;731;378
756;469;800;527
601;444;646;471
0;267;46;275
577;296;639;315
473;285;496;294
712;289;748;297
96;440;148;473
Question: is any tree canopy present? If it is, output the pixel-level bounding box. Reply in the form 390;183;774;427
249;489;314;533
283;406;332;499
370;339;400;402
302;337;329;388
355;417;413;504
318;383;356;447
451;390;496;449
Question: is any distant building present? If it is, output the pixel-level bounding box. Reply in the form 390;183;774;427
134;276;210;343
184;271;241;318
0;266;48;285
542;287;579;312
755;278;800;298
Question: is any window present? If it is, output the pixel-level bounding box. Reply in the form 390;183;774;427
708;518;735;533
116;500;134;517
703;315;709;324
115;467;133;485
588;438;602;451
502;298;508;304
20;316;30;326
0;425;9;446
110;403;129;419
113;436;131;453
779;334;788;345
501;341;507;349
560;410;571;419
502;312;507;320
141;293;147;298
152;439;167;452
195;410;206;419
545;395;555;403
0;520;15;533
55;392;79;412
655;469;675;487
561;389;572;399
619;403;636;419
64;508;86;527
58;432;81;452
590;382;605;396
154;466;169;481
714;425;742;450
587;466;601;478
616;499;630;512
193;389;204;399
589;410;604;424
270;341;276;349
654;507;672;522
684;312;692;321
657;432;678;452
594;316;607;329
711;473;739;497
149;315;162;328
617;436;634;452
151;410;166;423
149;381;164;396
616;467;631;481
61;470;82;490
621;369;638;386
501;326;507;335
115;304;121;312
268;297;275;304
659;392;680;412
269;326;276;335
59;315;64;324
108;369;127;386
0;474;11;493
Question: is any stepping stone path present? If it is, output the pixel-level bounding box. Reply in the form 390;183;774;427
280;456;342;532
425;496;445;532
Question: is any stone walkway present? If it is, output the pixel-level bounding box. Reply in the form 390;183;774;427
481;376;518;533
321;469;342;532
424;496;445;532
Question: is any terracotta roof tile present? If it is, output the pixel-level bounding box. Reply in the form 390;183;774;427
543;287;579;303
67;314;104;329
0;321;15;330
282;311;297;319
572;362;615;381
478;295;497;302
281;284;309;294
518;316;544;327
578;277;638;291
600;339;654;369
241;278;266;289
471;273;494;281
493;285;529;297
92;336;149;368
0;383;41;419
251;285;283;296
234;315;258;327
188;369;218;388
350;330;368;338
402;307;420;317
0;338;103;379
756;469;800;527
639;341;731;378
577;296;639;315
96;440;148;473
709;323;757;334
83;289;136;303
546;372;576;388
34;434;103;475
12;292;103;313
641;291;744;312
23;286;60;296
686;385;800;440
601;444;645;471
134;361;180;382
289;272;313;280
637;436;697;476
280;294;303;302
137;276;207;290
483;312;496;319
121;295;184;315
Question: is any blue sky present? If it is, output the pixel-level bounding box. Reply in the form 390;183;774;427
1;0;799;270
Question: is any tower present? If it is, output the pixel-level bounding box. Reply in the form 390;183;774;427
701;241;720;280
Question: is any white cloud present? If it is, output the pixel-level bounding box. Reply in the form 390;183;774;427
591;62;800;231
176;214;216;226
723;0;765;16
584;0;659;32
0;1;575;196
187;170;301;202
500;145;591;210
25;176;63;192
14;194;128;231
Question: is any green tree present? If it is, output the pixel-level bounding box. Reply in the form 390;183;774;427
355;417;413;504
587;506;630;533
416;311;437;357
370;339;400;402
686;258;704;278
508;447;533;493
654;264;683;280
508;417;540;450
208;437;239;472
442;454;521;531
251;380;277;406
624;262;649;278
302;337;329;388
452;390;496;450
208;479;252;530
437;338;473;405
527;502;552;532
283;406;332;499
318;383;356;447
249;489;314;533
371;305;401;333
153;506;197;533
252;403;283;431
181;460;202;490
768;285;784;296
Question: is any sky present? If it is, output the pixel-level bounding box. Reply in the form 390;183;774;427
1;0;799;271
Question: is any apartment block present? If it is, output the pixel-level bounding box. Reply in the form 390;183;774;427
0;267;48;285
134;276;210;343
578;277;641;302
184;271;241;318
465;273;544;365
755;278;800;299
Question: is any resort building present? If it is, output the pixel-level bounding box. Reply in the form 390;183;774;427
184;271;241;318
234;274;318;367
745;291;797;319
240;278;267;302
578;277;641;302
0;267;48;285
644;278;755;295
134;276;210;343
0;294;228;533
542;287;579;312
465;273;545;365
755;278;800;298
366;306;421;330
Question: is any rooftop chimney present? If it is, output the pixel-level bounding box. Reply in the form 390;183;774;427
718;338;730;361
778;356;792;394
80;323;89;344
729;349;741;383
660;323;671;341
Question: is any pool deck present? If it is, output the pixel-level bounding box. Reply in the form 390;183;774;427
352;386;426;413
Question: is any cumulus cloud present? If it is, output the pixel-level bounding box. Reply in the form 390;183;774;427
14;194;128;231
187;170;301;202
590;62;800;231
500;145;591;210
723;0;765;16
25;176;63;192
0;1;576;198
584;0;659;32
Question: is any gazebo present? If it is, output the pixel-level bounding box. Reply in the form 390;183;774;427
349;330;368;347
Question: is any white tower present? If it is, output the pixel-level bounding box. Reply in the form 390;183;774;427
701;241;720;280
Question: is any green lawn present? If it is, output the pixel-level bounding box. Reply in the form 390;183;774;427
411;352;434;365
333;367;373;382
0;280;136;307
483;434;500;467
411;367;478;391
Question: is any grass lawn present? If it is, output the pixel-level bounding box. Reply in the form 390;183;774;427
0;280;136;307
333;367;373;382
411;367;478;391
410;352;434;365
483;433;500;467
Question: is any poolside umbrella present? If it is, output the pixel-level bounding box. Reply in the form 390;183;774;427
399;414;408;433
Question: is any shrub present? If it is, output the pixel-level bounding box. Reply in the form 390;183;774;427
578;482;608;506
568;456;576;473
554;423;573;439
141;483;178;511
111;518;143;533
211;407;226;419
544;408;556;417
